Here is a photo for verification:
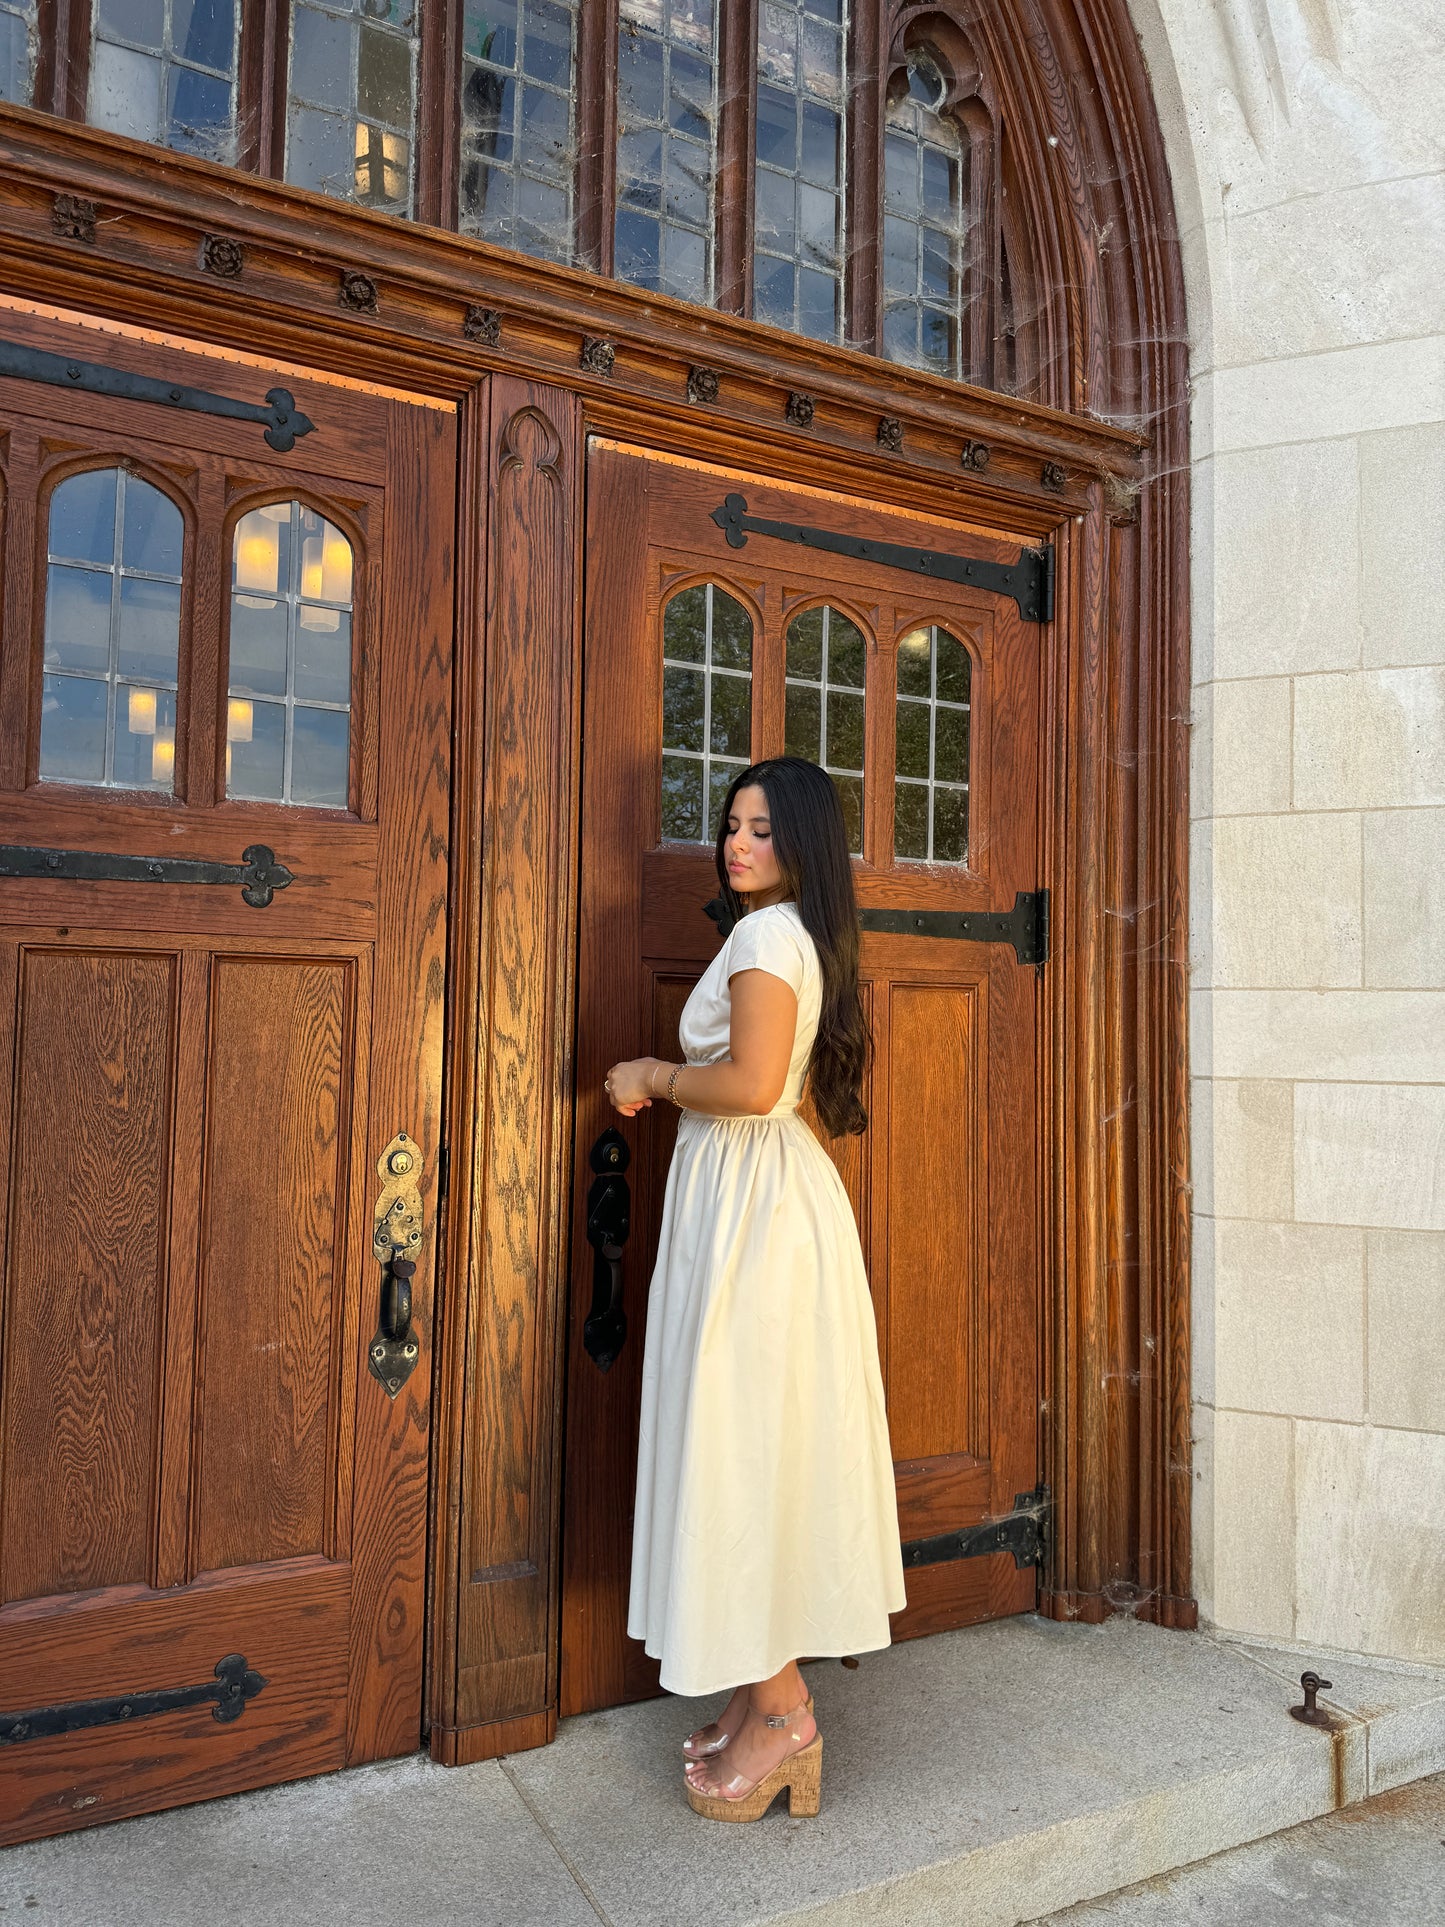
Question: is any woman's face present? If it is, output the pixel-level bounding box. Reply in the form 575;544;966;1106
724;784;789;905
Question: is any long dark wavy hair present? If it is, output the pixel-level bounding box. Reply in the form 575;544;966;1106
714;757;870;1138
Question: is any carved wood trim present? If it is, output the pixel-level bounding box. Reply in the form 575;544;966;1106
430;378;584;1748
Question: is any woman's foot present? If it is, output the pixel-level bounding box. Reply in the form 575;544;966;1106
684;1698;818;1807
683;1685;814;1759
682;1684;749;1759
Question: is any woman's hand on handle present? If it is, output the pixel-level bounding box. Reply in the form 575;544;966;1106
604;1057;668;1116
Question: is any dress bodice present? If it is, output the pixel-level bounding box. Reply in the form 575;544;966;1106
677;901;821;1117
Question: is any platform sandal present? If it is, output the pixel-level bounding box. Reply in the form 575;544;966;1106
683;1689;814;1760
684;1700;821;1822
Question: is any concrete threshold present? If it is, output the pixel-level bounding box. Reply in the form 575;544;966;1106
3;1616;1444;1927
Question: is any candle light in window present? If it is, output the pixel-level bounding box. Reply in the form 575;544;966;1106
227;697;253;743
300;517;352;607
151;726;175;783
235;508;282;595
127;686;157;736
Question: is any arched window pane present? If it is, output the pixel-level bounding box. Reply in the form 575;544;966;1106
661;582;752;842
784;604;865;852
229;503;354;809
615;0;718;305
286;0;418;216
883;50;966;378
88;0;238;162
895;625;970;863
752;0;847;343
40;470;183;792
460;0;579;261
1;0;35;105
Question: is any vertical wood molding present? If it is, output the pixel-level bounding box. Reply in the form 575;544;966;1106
431;376;583;1751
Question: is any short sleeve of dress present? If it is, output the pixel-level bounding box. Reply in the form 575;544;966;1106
726;908;808;995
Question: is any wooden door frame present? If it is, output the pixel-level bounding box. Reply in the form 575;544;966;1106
0;0;1192;1767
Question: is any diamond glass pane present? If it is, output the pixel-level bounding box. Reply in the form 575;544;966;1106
893;624;971;864
286;0;417;215
39;470;184;794
616;0;718;304
783;603;867;854
228;501;354;809
660;581;753;842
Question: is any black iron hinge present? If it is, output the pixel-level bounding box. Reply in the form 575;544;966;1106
0;339;315;451
902;1483;1051;1572
859;889;1049;966
712;493;1054;623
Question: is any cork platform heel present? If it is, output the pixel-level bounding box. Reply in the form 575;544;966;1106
684;1700;821;1822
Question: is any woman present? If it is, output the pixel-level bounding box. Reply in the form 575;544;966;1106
604;756;906;1823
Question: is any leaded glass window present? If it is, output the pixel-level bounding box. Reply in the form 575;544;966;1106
882;48;967;377
286;0;418;216
615;0;718;304
894;624;970;863
88;0;239;163
660;582;752;842
0;0;35;105
752;0;846;343
40;469;184;792
783;604;865;852
228;502;354;809
460;0;578;260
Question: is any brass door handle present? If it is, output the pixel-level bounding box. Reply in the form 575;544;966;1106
368;1134;424;1398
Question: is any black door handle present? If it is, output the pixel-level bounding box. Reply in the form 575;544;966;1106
381;1257;415;1343
583;1127;631;1372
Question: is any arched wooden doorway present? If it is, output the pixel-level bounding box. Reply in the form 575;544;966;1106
0;0;1190;1812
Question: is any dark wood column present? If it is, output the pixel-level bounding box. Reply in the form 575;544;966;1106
430;376;584;1764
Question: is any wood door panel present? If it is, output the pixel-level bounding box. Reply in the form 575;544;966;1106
1;946;177;1604
0;1557;349;1847
0;313;454;1839
883;979;984;1464
563;444;1043;1714
193;956;353;1575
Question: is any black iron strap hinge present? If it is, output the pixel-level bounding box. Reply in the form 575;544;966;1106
0;842;293;908
902;1483;1051;1573
712;493;1054;623
859;889;1049;966
0;338;315;452
0;1653;267;1745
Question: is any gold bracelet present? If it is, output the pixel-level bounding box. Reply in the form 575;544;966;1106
667;1063;685;1107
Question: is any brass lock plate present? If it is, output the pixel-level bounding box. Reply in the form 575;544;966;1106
372;1132;424;1265
369;1133;424;1398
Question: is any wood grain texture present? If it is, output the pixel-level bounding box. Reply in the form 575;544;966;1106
437;379;583;1743
885;981;983;1463
0;325;456;1836
0;1557;348;1847
193;957;349;1574
0;947;176;1603
560;445;1044;1710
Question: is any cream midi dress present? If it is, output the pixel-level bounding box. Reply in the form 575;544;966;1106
627;899;907;1697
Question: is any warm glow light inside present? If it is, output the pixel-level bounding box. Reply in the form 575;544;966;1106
300;520;353;606
299;605;342;633
151;728;175;782
227;697;254;743
127;687;157;735
235;511;281;595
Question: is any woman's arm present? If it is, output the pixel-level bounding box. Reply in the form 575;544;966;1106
605;968;797;1118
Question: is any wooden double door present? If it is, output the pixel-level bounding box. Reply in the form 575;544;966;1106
561;442;1045;1712
0;312;453;1840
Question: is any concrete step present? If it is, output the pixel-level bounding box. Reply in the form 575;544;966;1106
3;1616;1444;1927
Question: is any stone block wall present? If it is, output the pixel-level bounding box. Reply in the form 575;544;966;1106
1130;0;1444;1659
